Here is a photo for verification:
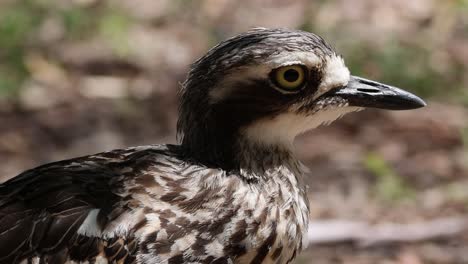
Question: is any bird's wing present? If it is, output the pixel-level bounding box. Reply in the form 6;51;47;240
0;146;158;264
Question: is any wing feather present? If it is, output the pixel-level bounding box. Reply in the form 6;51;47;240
0;154;123;263
0;146;172;264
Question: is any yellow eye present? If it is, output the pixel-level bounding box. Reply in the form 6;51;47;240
273;65;307;92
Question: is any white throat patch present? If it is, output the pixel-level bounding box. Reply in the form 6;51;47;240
243;107;362;148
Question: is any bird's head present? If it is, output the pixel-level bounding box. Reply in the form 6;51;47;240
178;28;425;170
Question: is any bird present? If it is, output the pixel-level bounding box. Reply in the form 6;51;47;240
0;28;426;264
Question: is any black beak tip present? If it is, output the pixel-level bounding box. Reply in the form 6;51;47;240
390;86;427;110
402;93;427;110
413;97;427;108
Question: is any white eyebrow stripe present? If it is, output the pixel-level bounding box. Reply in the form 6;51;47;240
314;55;350;99
267;51;321;68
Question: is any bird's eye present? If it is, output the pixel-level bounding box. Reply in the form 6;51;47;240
271;65;307;92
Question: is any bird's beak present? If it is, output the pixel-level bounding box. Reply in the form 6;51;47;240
331;76;426;110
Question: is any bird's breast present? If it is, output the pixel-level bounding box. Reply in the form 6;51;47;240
124;162;309;264
234;169;310;264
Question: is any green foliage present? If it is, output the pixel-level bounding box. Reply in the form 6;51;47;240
0;1;44;96
98;11;131;56
457;0;468;9
0;1;134;97
61;7;94;38
444;182;468;207
344;42;462;99
0;6;35;49
461;127;468;158
364;153;415;203
61;5;132;49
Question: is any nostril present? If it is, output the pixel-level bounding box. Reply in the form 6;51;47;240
357;88;380;94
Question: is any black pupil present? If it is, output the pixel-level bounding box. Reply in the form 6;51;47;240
284;69;299;83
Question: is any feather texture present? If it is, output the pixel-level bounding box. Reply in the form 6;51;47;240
0;145;309;264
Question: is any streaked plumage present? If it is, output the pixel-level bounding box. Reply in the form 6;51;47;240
0;28;425;264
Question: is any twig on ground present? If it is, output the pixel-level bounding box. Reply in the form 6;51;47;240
308;216;468;247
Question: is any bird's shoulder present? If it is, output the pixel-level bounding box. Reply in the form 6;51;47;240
0;144;185;264
0;143;181;191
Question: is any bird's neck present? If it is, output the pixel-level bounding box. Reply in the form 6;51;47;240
181;132;299;179
236;136;298;174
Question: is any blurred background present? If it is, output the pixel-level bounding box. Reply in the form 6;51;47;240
0;0;467;263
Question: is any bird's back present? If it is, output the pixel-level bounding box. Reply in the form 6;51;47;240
0;145;174;263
